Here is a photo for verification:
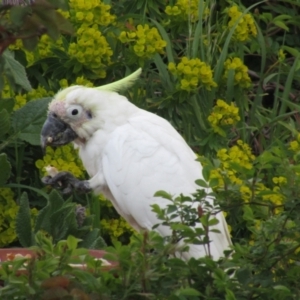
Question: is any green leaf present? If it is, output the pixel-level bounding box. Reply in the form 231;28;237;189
67;235;80;250
208;218;219;226
16;192;34;247
22;36;39;52
12;97;51;145
0;109;10;138
282;46;300;58
243;205;254;222
176;288;201;296
195;179;208;188
34;189;64;233
225;289;236;300
272;20;289;31
3;50;32;91
154;190;173;200
236;267;252;284
0;153;11;186
10;6;31;26
0;98;15;113
32;6;60;40
273;285;291;293
79;229;106;249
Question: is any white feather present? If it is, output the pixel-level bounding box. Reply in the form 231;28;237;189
71;88;232;260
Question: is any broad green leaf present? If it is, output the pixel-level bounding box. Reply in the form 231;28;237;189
67;235;80;250
0;153;11;186
10;6;31;26
175;288;201;296
12;97;51;145
79;229;106;249
282;46;300;58
34;189;64;233
273;285;291;292
225;289;237;300
208;218;219;226
243;205;254;221
154;190;173;200
0;109;10;138
16;192;34;247
0;98;14;113
272;20;289;31
3;50;32;91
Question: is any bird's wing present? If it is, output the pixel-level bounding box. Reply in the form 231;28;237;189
102;111;231;259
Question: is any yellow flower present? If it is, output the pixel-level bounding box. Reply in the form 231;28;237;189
68;25;112;76
119;24;166;59
240;185;252;202
168;56;217;91
224;57;251;88
165;0;208;22
208;99;241;135
272;176;287;185
35;144;85;179
0;188;19;247
227;5;257;42
289;140;300;152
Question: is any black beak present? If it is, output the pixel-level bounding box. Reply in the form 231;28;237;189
41;113;78;152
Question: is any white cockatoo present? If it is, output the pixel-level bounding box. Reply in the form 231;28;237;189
41;69;232;260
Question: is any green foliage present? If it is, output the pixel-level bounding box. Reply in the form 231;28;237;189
2;50;31;91
16;189;106;248
0;232;108;299
0;153;11;186
12;96;51;145
16;192;34;247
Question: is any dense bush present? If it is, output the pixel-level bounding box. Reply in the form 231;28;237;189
1;0;300;298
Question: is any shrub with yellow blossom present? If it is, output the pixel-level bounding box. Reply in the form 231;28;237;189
223;57;251;88
0;188;19;247
68;0;115;27
289;133;300;152
165;0;206;22
68;25;113;78
168;56;217;91
13;85;54;111
214;140;255;185
35;145;85;179
227;5;257;42
119;24;167;59
0;188;38;247
101;217;134;240
207;99;241;136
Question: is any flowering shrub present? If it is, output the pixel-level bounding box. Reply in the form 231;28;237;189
207;99;240;136
227;5;257;42
35;145;85;179
165;0;204;22
119;24;167;59
223;57;252;88
168;57;217;91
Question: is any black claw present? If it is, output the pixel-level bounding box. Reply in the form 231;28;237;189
42;171;91;194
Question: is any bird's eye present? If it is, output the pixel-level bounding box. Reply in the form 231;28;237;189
72;109;78;115
66;105;83;119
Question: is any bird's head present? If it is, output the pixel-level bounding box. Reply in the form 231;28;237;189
41;69;141;151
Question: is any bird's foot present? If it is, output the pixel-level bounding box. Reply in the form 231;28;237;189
42;171;91;194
